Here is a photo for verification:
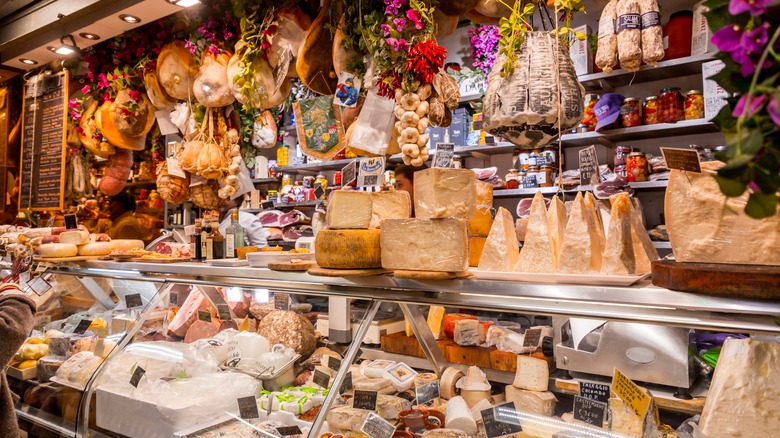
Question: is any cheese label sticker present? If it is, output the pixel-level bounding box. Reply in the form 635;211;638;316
124;293;143;309
358;157;385;188
217;304;232;321
415;380;440;406
26;276;51;296
579;381;611;403
276;426;303;436
360;412;395;438
612;368;651;420
481;402;523;438
339;371;353;393
573;395;607;427
197;309;212;323
313;369;331;388
353;390;378;410
522;328;542;348
237;395;259;419
327;355;342;372
74;319;93;334
660;147;702;173
130;365;146;388
274;293;290;311
433;143;455;168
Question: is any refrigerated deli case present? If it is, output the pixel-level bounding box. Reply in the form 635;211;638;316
6;260;780;438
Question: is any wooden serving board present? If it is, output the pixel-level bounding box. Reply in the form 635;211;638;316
652;260;780;299
268;261;318;272
393;270;472;280
33;255;104;263
308;267;392;277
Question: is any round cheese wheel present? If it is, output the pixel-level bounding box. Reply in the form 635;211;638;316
108;239;145;252
38;243;78;258
440;367;464;399
78;242;113;256
59;230;89;245
314;229;381;269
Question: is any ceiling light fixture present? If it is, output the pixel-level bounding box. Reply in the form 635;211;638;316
166;0;201;6
19;59;38;65
79;32;101;40
54;35;80;56
119;14;141;23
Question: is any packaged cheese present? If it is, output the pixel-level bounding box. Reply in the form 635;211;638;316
380;218;469;272
515;192;556;273
370;191;411;228
326;190;372;229
601;193;636;276
558;192;603;274
414;168;477;220
478;207;519;272
315;229;381;269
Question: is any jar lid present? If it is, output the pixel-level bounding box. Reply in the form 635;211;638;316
616;146;632;151
623;97;640;103
528;166;539;171
686;90;703;95
628;152;645;156
541;165;552;169
661;87;681;92
645;96;658;101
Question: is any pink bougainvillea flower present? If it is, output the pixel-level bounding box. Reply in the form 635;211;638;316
384;0;407;15
711;25;743;53
128;89;142;100
97;73;110;88
68;99;79;109
81;85;90;94
386;37;409;52
769;98;780;126
406;9;424;30
741;23;769;54
208;44;219;55
381;24;392;37
184;40;196;54
729;0;772;16
393;18;407;32
733;93;767;118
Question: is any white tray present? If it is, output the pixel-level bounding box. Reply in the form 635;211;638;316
470;269;650;286
246;252;315;268
49;376;87;391
206;259;250;267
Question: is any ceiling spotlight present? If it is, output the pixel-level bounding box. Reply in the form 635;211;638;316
119;14;141;23
79;32;100;40
19;59;37;65
54;35;80;56
167;0;201;6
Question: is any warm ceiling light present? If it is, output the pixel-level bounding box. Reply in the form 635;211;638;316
167;0;201;6
79;32;100;40
54;35;80;56
119;14;141;23
47;46;57;52
19;59;37;65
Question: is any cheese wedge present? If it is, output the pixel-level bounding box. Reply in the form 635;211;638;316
630;200;659;275
468;237;487;267
475;180;493;207
370;191;411;229
445;396;478;436
513;355;549;391
547;196;567;265
468;207;493;236
601;193;636;275
414;168;477;220
515;192;556;273
558;192;603;274
515;218;528;241
584;191;605;245
505;386;557;416
427;305;446;339
381;218;469;272
327;191;372;229
478;207;519;272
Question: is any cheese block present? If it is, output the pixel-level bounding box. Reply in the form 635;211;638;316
600;193;636;276
469;236;487;267
609;394;659;438
370;191;411;228
629;200;658;275
666;161;780;265
470;398;493;422
478;206;519;272
475;180;494;207
443;313;478;339
515;218;528;241
454;319;486;346
427;305;446;339
326;190;372;229
414;168;477;220
59;230;89;245
373;394;412;420
327;406;369;432
546;196;567;265
380;218;469;272
315;229;381;268
468;207;493;236
78;242;113;256
558;192;603;274
700;338;780;436
513;355;549;391
505;385;557;416
363;359;396;378
515;192;556;273
355;376;393;391
38;243;78;258
445;396;478;436
109;239;145;252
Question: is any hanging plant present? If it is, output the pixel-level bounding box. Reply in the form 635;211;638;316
468;24;500;74
184;1;240;61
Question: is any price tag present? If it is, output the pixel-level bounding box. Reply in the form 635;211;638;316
327;355;342;372
612;368;651;420
74;319;93;334
26;276;51;296
579;381;611;403
522;328;542;348
481;402;523;438
197;310;212;323
124;293;143;309
341;160;357;187
339;371;353;393
360;412;396;438
314;185;326;200
432;143;455;168
217;304;232;321
237;395;259;419
415;380;440;406
353;390;378;410
64;214;78;230
169;291;179;306
357;157;385;188
274;293;290;311
34;263;51;274
313;369;331;388
579;145;599;186
521;176;538;188
130;365;146;388
260;200;275;210
167;157;186;178
573;395;607;427
276;426;303;437
660;147;702;173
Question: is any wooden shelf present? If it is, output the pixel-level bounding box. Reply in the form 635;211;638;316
559;119;720;147
252;178;280;185
578;54;717;92
492;180;668;198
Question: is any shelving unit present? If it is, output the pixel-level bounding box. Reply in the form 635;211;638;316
251;178;280;185
578;54;717;92
493;180;668;198
560;119;719;148
273;200;322;208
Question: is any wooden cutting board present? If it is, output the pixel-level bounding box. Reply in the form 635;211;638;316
307;267;392;277
652;260;780;299
393;270;472;280
268;261;318;272
33;255;104;263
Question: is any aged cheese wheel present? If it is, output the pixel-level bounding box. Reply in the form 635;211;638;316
38;243;78;258
59;230;89;245
109;239;145;252
315;229;381;269
78;242;113;256
440;367;465;399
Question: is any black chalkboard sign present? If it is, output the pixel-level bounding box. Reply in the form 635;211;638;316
130;365;146;388
481;402;523;438
353;390;378;410
74;319;93;334
19;71;68;211
339;371;353;393
313;369;331;388
276;426;303;436
327;355;342;372
580;381;610;403
237;395;259;419
573;395;607;427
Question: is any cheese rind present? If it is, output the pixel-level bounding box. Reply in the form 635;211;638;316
468;207;493;236
478;207;519;272
558;192;602;274
601;193;636;276
315;229;382;268
630;199;659;274
326;190;373;229
512;355;549;391
38;243;78;258
505;385;557;416
468;237;487;267
78;242;113;256
515;192;556;273
427;306;446;339
380;218;468;272
59;230;89;245
414;168;477;219
370;191;411;228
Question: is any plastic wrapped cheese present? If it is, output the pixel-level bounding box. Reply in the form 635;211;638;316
513;355;549;391
505;386;557;416
370;191;411;228
37;355;66;383
48;331;98;357
327;406;369;432
414;168;477;220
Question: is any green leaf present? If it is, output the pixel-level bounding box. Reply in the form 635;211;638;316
754;153;780;193
737;129;764;155
523;3;535;15
714;175;747;197
745;192;779;219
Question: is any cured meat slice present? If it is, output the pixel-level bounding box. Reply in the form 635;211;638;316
282;225;313;242
278;209;311;227
600;193;636;275
257;210;284;227
515;192;556;273
558;193;603;274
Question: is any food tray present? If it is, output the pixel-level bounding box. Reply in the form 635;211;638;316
49;376;87;391
6;365;36;380
219;354;300;391
470;269;650;286
246;252;315;268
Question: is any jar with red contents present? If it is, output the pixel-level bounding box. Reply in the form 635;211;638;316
643;96;659;124
626;152;649;182
620;98;642;127
582;94;600;131
663;10;693;60
659;87;685;123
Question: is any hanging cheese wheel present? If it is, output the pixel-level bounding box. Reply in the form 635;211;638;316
443;313;478;339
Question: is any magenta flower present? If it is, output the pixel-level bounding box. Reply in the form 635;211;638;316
712;25;743;53
184;40;196;54
393;17;407;32
97;73;110;88
68;98;79;109
384;0;406;15
406;9;423;30
741;23;769;54
769;98;780;126
128;89;142;100
729;0;772;16
81;85;90;94
381;24;392;37
733;93;767;118
208;44;219;55
386;37;409;52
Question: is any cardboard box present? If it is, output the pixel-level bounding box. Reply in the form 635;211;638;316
691;2;715;56
569;25;593;76
703;60;729;121
449;108;469;146
427;126;446;148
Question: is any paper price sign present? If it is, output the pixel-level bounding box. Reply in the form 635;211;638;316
612;368;651;420
573;395;607;427
580;381;610;403
660;147;702;173
26;276;52;296
415;380;440;406
433;143;455;168
358;157;385;187
481;402;523;438
274;293;290;311
341;160;357;187
360;412;396;438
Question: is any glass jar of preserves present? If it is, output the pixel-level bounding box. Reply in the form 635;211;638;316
452;154;463;169
276;145;289;167
302;175;315;188
519;152;530;171
614;146;632;166
685;90;704;120
582;94;600;131
267;190;279;201
505;169;520;189
626;152;649;182
542;146;558;166
315;174;328;191
643;96;659;125
539;165;553;187
620;97;642;127
659;87;685;123
526;166;540;188
282;173;294;186
614;165;627;178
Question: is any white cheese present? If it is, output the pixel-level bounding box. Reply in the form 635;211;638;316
370;190;411;228
630;199;659;274
584;192;606;245
326;190;373;229
414;168;477;220
38;243;78;258
445;396;479;436
600;193;636;276
546;196;567;266
477;207;519;272
558;192;603;274
381;218;469;272
505;386;557;416
512;355;549;391
515;192;556;273
327;406;369;432
59;230;89;245
454;319;486;346
608;395;659;438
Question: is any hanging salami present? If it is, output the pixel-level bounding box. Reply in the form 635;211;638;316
596;0;619;73
640;0;664;65
617;0;642;72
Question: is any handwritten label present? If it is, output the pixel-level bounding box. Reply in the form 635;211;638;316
169;291;179;306
237;395;259;419
481;402;523;438
130;365;146;388
26;276;51;296
64;214;78;229
124;293;143;309
342;160;357;187
660;147;702;173
432;143;455;168
327;355;342;372
522;328;542;348
521;176;538;188
358;157;385;188
167;157;186;178
612;368;651;420
573;395;607;427
276;426;303;436
580;381;611;403
340;371;353;393
353;390;378;410
313;369;331;388
415;380;440;406
74;319;93;334
579;145;599;185
274;293;290;311
197;309;212;323
360;412;396;438
217;304;232;321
